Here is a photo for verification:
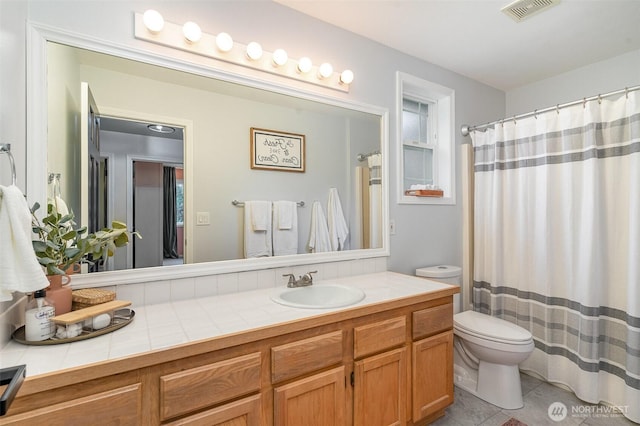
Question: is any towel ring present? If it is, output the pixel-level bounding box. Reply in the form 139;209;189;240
0;144;17;186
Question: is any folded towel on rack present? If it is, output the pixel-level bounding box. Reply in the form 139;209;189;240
327;188;349;251
250;200;271;231
244;201;272;258
277;200;295;230
273;201;298;256
307;201;331;253
0;185;49;301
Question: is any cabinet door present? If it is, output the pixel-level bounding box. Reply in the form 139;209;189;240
165;394;261;426
273;366;346;426
412;331;454;421
353;347;407;426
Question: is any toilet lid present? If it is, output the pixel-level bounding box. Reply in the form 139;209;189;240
454;311;532;343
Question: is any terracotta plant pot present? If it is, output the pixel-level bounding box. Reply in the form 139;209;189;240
46;274;72;315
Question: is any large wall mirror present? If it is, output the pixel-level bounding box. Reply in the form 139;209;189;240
29;25;388;287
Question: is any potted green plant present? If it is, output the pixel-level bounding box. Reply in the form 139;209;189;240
31;201;140;314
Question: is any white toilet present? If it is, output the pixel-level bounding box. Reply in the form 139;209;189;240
416;266;534;409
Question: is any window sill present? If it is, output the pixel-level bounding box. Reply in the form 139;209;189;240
398;194;456;205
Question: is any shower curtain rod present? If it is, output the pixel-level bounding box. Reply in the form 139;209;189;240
357;150;380;162
460;84;640;137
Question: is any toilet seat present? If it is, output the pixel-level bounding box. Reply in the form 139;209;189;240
454;311;532;345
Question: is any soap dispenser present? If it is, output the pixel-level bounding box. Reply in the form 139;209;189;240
25;289;56;341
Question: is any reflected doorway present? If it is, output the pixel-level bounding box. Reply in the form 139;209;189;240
99;116;184;270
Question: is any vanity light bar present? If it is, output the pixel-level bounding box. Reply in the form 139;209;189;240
134;12;353;93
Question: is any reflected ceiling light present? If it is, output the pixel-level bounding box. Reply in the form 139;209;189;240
340;69;354;85
246;42;263;60
143;9;164;33
297;57;312;73
182;21;202;43
272;49;288;67
148;124;175;134
216;32;233;52
318;63;333;79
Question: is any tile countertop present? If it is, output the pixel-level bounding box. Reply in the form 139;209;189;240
0;271;457;378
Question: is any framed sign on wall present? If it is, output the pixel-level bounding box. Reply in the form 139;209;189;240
250;127;305;172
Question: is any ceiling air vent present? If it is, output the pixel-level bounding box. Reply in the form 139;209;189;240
501;0;560;22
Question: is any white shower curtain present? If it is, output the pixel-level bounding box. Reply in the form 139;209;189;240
471;91;639;422
368;153;382;249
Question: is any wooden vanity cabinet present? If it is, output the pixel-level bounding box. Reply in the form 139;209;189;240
0;293;455;426
271;331;346;426
273;366;346;426
353;316;407;426
411;303;455;424
354;347;407;426
0;383;143;425
165;394;262;426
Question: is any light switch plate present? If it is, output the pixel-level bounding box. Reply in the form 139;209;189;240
196;211;210;226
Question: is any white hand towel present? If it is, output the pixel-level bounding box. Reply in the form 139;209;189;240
273;201;298;256
327;188;349;251
250;200;271;231
307;201;331;253
277;200;295;230
244;201;272;258
54;195;70;217
0;185;49;301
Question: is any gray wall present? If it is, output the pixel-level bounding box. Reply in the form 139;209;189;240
506;49;640;116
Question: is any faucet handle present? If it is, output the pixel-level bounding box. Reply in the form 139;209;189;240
302;270;318;283
282;273;296;286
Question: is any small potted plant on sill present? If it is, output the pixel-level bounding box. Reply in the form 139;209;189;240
31;201;140;314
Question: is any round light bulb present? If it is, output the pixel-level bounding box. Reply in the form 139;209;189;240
143;9;164;33
272;49;288;67
340;69;354;85
182;21;202;43
297;57;312;73
216;32;233;52
246;42;263;60
318;62;333;79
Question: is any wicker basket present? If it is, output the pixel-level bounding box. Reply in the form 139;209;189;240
71;288;116;310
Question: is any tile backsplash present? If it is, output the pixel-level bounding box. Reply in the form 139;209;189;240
115;257;387;308
0;257;387;349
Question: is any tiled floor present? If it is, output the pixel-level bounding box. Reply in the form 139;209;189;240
432;372;637;426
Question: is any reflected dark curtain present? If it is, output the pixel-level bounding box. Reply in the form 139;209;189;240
163;166;178;258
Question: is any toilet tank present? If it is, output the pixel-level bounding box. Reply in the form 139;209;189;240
415;265;462;313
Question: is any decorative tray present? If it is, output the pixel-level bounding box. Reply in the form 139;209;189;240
12;308;135;346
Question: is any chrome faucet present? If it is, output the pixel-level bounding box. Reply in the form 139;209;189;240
283;271;317;288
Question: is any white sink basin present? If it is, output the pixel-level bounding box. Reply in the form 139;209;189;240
271;284;365;309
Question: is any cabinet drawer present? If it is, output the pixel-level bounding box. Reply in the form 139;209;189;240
160;352;261;421
412;303;453;340
272;331;343;383
165;394;261;426
0;384;141;425
353;316;406;359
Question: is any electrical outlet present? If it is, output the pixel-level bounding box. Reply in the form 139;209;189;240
196;211;210;226
389;220;396;235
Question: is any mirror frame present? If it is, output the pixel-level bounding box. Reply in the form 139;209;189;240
26;22;390;287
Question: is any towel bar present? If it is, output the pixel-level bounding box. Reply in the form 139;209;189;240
0;144;17;186
232;199;304;207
